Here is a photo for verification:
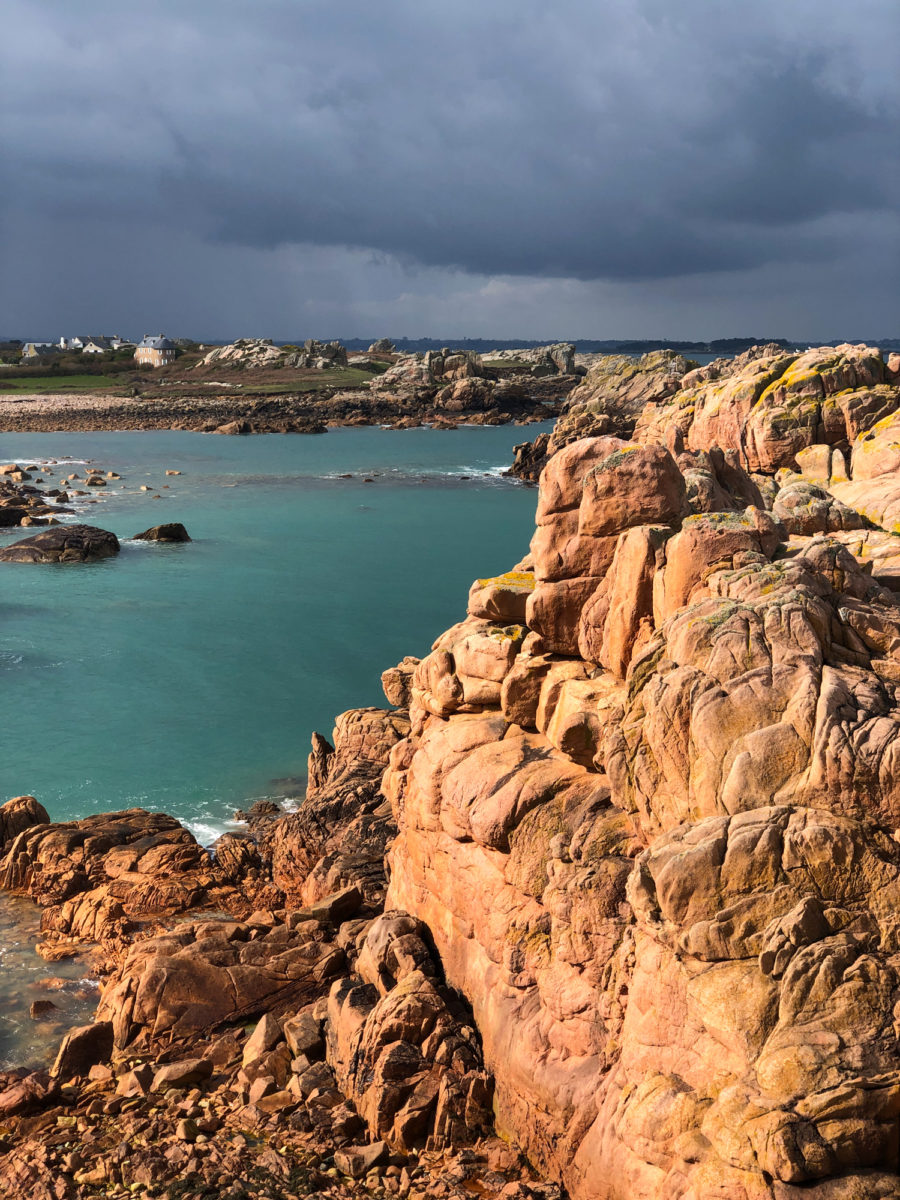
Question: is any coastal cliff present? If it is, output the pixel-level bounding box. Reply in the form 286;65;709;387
3;343;900;1198
382;343;900;1197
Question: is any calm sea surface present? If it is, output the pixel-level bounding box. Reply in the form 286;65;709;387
0;425;550;840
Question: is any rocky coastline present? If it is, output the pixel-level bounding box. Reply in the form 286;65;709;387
4;342;900;1198
0;344;580;435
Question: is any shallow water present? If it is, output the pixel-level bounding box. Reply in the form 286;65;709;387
0;893;99;1069
0;425;550;841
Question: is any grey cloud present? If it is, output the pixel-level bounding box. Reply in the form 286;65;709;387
1;0;898;336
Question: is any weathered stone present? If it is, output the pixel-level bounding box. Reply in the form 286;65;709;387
51;1022;114;1079
334;1140;388;1178
151;1058;213;1091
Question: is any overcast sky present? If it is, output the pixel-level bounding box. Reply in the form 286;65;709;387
2;0;897;342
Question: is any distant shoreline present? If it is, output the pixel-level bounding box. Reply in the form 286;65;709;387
0;387;561;434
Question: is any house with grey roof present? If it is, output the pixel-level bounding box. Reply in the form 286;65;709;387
134;334;177;367
82;336;114;354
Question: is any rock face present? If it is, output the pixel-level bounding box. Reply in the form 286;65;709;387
0;524;120;563
267;708;410;910
378;343;900;1199
486;344;577;377
327;912;493;1149
508;349;694;479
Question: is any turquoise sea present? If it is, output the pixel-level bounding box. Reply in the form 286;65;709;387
0;425;550;841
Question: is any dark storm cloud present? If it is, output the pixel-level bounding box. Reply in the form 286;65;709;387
3;0;898;283
2;0;898;339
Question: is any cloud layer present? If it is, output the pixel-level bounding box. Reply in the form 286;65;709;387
2;0;897;338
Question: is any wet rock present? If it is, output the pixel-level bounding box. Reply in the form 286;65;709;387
28;998;58;1020
132;522;191;542
0;524;120;563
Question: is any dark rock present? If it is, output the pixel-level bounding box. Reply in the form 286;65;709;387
132;523;191;542
51;1021;114;1079
151;1058;213;1092
29;999;58;1020
0;524;120;563
0;508;29;527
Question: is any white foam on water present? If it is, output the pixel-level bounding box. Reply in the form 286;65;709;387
184;818;231;847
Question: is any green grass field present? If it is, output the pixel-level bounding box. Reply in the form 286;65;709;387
0;374;128;394
245;367;376;394
0;365;378;399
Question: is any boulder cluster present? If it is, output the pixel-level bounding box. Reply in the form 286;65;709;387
0;461;74;528
196;338;350;371
368;346;576;423
5;341;900;1199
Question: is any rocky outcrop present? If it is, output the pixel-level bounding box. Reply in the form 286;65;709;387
0;795;48;853
507;350;695;479
509;342;900;487
197;338;285;369
368;347;573;426
0;472;72;526
0;808;279;955
327;912;493;1150
0;524;119;563
97;911;346;1049
370;350;485;400
266;708;410;910
377;357;900;1198
196;337;349;371
487;344;578;377
284;340;349;370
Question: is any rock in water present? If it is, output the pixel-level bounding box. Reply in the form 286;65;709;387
132;523;191;542
0;524;120;563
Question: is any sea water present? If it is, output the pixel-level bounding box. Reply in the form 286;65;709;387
0;424;551;841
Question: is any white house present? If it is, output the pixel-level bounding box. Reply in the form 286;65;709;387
81;336;115;354
59;335;130;352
